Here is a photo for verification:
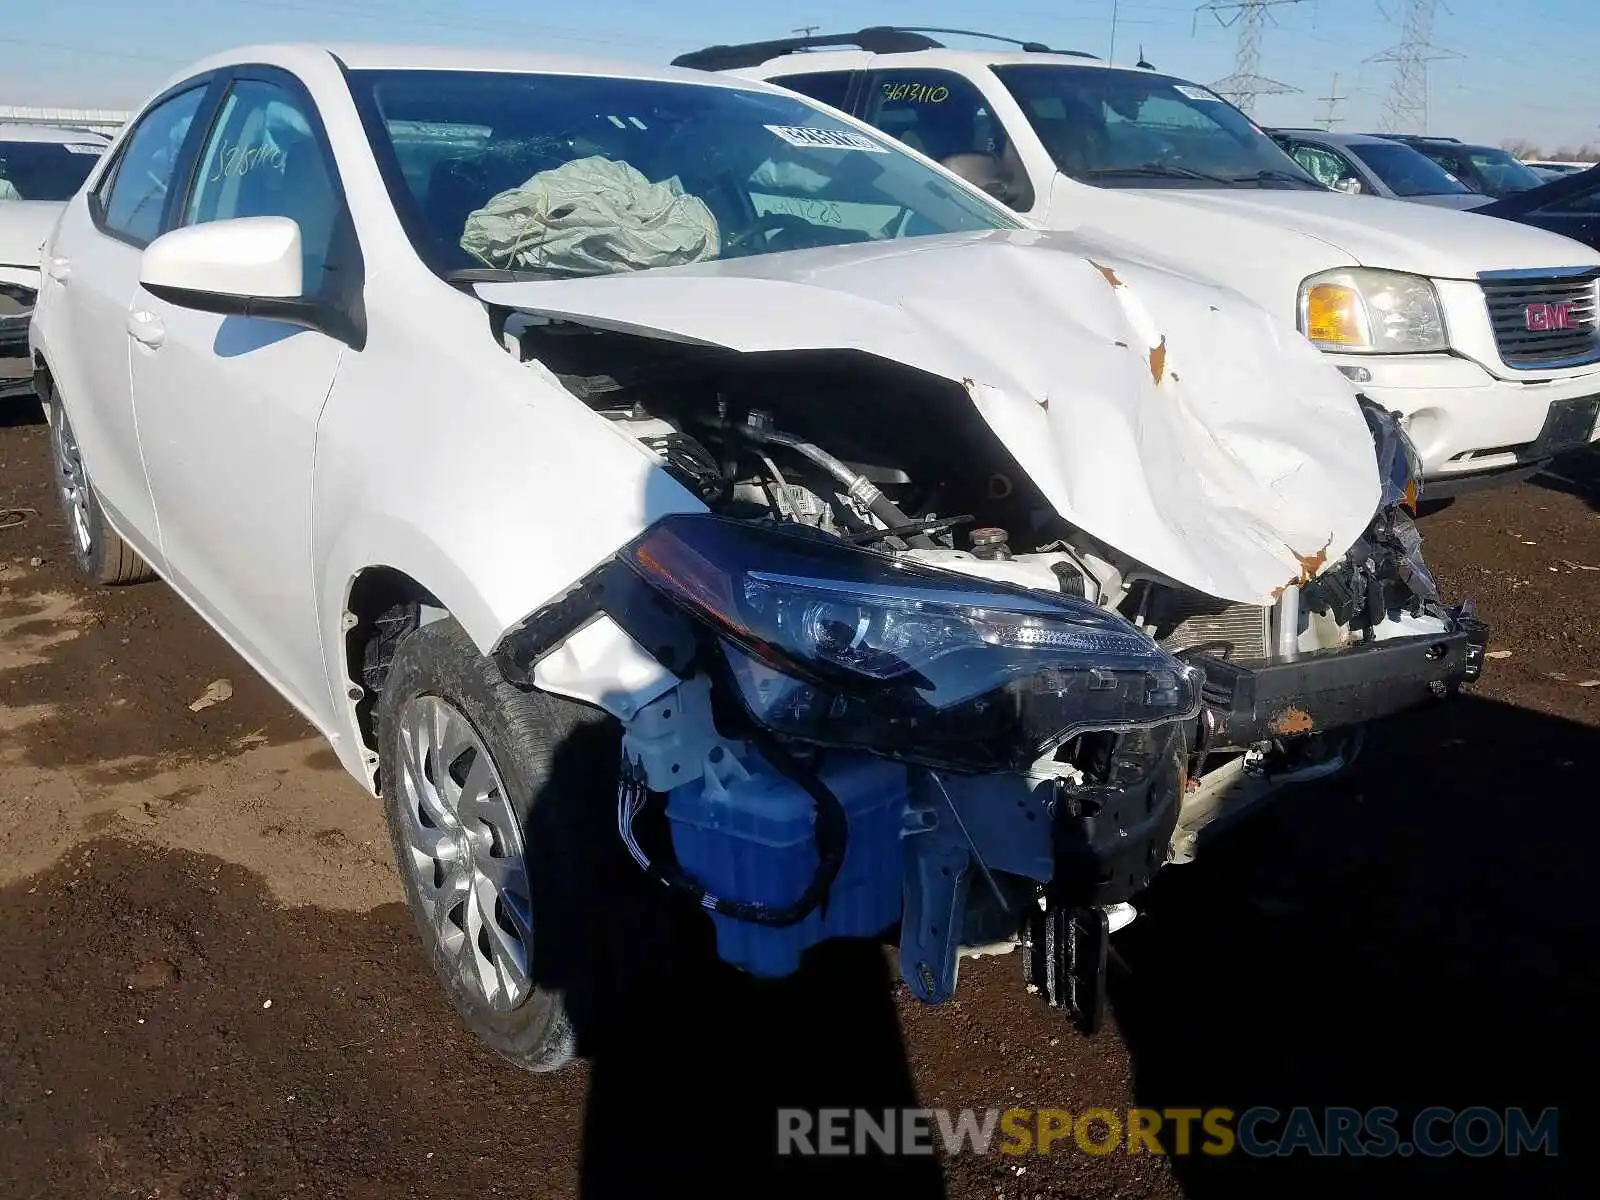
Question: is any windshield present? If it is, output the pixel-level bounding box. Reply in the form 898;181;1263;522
1463;147;1544;196
1347;141;1471;196
991;65;1320;188
0;139;103;201
346;71;1016;279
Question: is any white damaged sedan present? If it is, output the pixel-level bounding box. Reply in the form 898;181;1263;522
30;44;1486;1068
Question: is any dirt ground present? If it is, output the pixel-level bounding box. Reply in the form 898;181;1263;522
2;384;1597;1199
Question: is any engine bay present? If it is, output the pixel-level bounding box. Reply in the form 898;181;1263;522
499;311;1452;669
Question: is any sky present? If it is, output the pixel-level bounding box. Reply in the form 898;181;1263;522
2;1;1597;152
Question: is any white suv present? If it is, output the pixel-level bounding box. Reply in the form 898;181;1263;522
704;28;1600;493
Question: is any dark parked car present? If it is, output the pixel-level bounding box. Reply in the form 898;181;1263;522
1379;135;1545;198
1476;163;1600;252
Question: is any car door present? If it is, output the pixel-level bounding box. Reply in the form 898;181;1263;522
129;67;357;726
42;80;215;561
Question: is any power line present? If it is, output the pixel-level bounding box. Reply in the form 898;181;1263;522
1369;0;1461;134
1196;0;1307;116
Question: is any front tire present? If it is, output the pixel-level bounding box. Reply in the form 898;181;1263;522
42;386;153;585
376;617;580;1071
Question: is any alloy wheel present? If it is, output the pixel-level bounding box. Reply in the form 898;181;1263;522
50;408;93;556
394;695;535;1012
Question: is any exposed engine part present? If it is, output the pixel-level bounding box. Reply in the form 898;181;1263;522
1142;589;1271;660
737;409;937;549
602;407;729;504
618;730;850;933
969;526;1012;560
1274;584;1302;660
901;546;1096;597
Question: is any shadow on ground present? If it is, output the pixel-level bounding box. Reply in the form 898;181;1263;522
1531;446;1600;512
1115;694;1595;1198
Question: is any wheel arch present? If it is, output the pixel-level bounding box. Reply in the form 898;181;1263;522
323;514;510;791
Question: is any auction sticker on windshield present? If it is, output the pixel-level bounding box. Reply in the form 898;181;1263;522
64;144;105;155
1173;85;1221;102
765;125;889;153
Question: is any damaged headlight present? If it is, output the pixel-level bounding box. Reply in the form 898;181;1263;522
1299;268;1448;354
620;515;1201;771
1359;397;1425;514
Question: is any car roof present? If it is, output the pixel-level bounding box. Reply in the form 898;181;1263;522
1377;134;1500;153
0;123;110;145
674;26;1117;73
729;47;1136;77
1268;129;1401;148
162;43;762;93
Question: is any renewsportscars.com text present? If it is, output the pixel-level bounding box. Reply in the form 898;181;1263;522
778;1106;1559;1158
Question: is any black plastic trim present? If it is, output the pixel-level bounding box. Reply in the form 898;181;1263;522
1196;629;1476;746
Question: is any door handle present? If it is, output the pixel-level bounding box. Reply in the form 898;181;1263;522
126;308;166;349
46;256;71;283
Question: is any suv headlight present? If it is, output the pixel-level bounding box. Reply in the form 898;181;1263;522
1299;268;1447;353
619;515;1201;772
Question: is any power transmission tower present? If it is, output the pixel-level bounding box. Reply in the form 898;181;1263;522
1197;0;1306;116
1369;0;1460;133
1317;72;1346;129
792;25;821;38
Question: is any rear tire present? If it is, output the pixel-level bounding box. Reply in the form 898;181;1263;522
42;384;154;585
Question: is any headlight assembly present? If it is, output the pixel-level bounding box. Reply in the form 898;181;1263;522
619;515;1201;771
1299;268;1447;354
1358;397;1425;514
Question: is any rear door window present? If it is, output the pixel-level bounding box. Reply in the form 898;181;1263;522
97;86;208;246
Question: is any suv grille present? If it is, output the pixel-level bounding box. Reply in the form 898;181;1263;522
1479;268;1600;368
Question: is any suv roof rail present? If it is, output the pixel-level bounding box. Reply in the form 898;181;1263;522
670;26;1097;72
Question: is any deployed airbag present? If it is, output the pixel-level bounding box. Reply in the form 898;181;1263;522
460;155;720;276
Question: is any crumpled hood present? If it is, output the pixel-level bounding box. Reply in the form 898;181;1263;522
0;201;63;271
477;228;1381;605
1130;188;1600;277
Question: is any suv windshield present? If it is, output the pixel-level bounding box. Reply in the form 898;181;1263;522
0;139;103;201
347;71;1016;279
992;65;1319;188
1346;140;1471;196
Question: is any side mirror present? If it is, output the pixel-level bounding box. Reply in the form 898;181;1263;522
141;215;303;301
1334;177;1364;195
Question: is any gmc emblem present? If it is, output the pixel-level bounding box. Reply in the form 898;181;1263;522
1526;301;1575;332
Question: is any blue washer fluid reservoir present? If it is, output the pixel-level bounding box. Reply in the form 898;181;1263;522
665;750;908;978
